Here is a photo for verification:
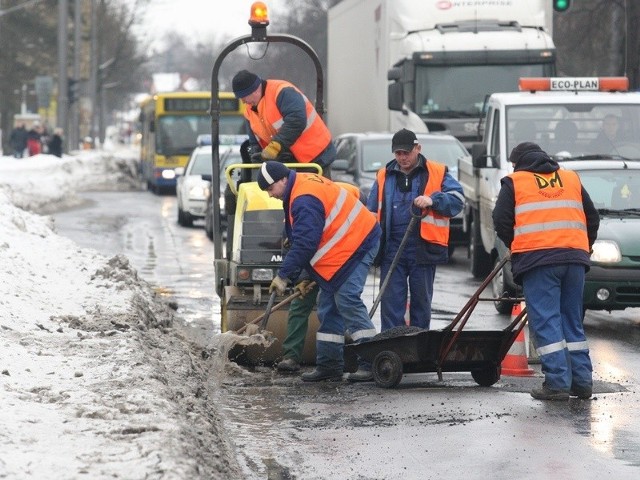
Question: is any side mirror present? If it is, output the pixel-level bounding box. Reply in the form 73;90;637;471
174;166;185;177
471;143;490;168
332;159;349;171
388;82;403;112
201;174;212;182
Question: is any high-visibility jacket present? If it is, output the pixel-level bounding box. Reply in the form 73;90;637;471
288;173;376;281
244;80;331;163
510;169;589;253
375;162;450;247
334;181;362;203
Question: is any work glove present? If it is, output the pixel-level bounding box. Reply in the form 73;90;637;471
294;280;313;299
269;275;288;296
282;237;291;249
261;140;282;161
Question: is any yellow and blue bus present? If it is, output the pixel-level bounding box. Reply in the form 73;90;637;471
139;91;246;193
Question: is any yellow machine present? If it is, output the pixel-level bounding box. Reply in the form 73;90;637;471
215;163;322;364
209;3;328;365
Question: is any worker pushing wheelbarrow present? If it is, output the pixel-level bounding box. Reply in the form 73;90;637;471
346;253;528;388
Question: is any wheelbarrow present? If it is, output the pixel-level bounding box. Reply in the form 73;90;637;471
345;253;528;388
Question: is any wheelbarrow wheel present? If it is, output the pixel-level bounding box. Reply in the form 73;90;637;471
471;364;501;387
372;350;403;389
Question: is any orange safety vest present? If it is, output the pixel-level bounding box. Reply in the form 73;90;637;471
288;173;377;281
375;162;450;247
334;181;362;203
510;169;589;253
244;80;331;163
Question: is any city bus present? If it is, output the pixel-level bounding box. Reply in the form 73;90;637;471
139;91;246;193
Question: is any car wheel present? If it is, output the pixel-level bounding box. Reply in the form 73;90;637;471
491;256;514;315
470;213;492;278
177;206;192;227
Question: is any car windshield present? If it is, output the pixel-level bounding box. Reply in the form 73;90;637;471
219;149;242;190
506;104;640;160
361;137;467;179
188;152;212;176
571;167;640;210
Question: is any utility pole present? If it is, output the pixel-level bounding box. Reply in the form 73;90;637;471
57;0;69;147
69;0;81;151
89;0;98;145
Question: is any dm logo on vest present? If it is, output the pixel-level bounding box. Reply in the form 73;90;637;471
534;171;563;189
534;171;564;199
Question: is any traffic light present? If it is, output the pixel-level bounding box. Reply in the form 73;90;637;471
68;78;78;104
553;0;571;12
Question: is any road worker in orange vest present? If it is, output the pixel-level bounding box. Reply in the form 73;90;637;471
493;142;600;401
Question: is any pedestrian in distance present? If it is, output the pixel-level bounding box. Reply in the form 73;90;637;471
493;142;600;401
26;123;42;156
366;128;464;332
231;69;336;176
258;161;381;382
48;128;64;158
9;123;28;158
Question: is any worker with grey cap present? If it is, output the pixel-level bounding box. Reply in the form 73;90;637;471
258;161;381;382
366;128;464;332
232;70;336;173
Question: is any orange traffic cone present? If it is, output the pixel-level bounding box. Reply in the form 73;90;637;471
501;302;535;377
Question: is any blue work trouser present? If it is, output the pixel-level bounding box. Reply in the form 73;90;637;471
522;264;592;391
380;259;436;331
316;241;379;371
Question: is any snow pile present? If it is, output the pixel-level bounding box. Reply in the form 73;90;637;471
0;149;240;479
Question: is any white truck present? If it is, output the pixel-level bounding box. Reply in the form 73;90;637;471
327;0;556;147
458;76;640;312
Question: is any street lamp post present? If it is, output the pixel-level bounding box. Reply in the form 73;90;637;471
57;0;68;148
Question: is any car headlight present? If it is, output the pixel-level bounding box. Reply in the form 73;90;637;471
590;240;622;263
162;169;176;180
188;185;208;199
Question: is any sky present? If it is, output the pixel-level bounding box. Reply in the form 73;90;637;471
0;145;240;478
130;0;285;49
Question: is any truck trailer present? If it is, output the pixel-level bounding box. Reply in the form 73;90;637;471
327;0;556;147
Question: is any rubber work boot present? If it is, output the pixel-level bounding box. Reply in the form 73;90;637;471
570;384;593;399
276;357;300;372
301;367;343;382
530;383;570;401
345;368;373;383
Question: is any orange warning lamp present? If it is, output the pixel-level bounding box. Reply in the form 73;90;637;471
249;2;269;27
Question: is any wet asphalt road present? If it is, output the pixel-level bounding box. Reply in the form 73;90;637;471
52;189;640;479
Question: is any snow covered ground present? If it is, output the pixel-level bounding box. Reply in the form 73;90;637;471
0;147;240;479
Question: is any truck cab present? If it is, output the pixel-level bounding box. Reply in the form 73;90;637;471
458;77;640;312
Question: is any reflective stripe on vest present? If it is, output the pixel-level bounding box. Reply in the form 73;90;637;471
289;173;377;281
245;80;331;163
510;170;589;253
375;161;450;246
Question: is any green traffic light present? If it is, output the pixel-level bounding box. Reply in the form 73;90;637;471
554;0;570;12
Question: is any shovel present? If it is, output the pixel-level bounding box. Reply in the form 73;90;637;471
368;205;427;319
233;281;317;335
